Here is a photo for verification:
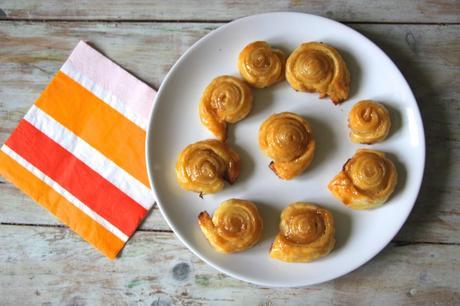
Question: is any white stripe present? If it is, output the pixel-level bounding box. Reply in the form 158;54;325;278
24;105;154;210
60;61;148;130
1;145;129;242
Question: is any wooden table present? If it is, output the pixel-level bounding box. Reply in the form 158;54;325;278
0;1;459;305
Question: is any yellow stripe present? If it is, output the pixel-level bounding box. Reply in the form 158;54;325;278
0;150;125;259
35;71;149;187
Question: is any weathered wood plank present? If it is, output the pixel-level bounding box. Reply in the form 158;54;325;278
0;225;458;305
0;0;459;23
0;22;458;243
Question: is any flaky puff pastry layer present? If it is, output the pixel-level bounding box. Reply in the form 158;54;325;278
286;42;350;104
238;41;286;88
270;203;335;263
348;100;391;144
199;76;253;141
328;149;398;210
259;112;315;179
198;199;263;253
176;139;240;194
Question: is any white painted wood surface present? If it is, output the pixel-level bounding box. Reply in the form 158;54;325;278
0;1;459;305
1;226;459;305
0;0;459;23
1;22;458;241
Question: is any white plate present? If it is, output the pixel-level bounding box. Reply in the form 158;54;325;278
146;12;425;287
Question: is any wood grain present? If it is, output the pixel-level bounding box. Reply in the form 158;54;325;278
0;0;459;23
0;225;458;305
0;3;459;302
0;22;458;244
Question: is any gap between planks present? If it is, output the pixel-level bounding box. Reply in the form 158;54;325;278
1;222;459;246
0;18;458;25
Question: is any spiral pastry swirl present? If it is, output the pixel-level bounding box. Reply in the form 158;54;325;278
199;76;253;141
328;149;398;209
238;41;286;88
270;203;335;262
198;199;263;253
259;112;315;180
348;100;391;144
286;42;350;104
176;139;240;194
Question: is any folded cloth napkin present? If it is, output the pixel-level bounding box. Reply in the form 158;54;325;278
0;41;156;259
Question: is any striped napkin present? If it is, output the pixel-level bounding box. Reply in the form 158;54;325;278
0;41;156;259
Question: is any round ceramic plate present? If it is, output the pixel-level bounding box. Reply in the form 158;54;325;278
146;12;425;287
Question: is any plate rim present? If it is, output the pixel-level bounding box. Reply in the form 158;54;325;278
145;11;426;287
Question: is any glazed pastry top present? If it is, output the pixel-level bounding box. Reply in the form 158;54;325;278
348;100;391;144
176;139;240;194
238;41;286;88
328;149;398;210
199;75;253;141
198;199;263;253
270;203;335;262
259;112;316;179
286;42;350;104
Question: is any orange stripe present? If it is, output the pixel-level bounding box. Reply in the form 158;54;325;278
7;120;147;237
0;151;125;259
35;71;149;187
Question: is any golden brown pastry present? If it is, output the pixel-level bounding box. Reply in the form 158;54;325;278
348;100;391;144
176;139;240;194
328;149;398;210
286;42;350;104
238;41;286;88
259;112;315;179
198;199;263;253
270;203;335;262
199;76;253;141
